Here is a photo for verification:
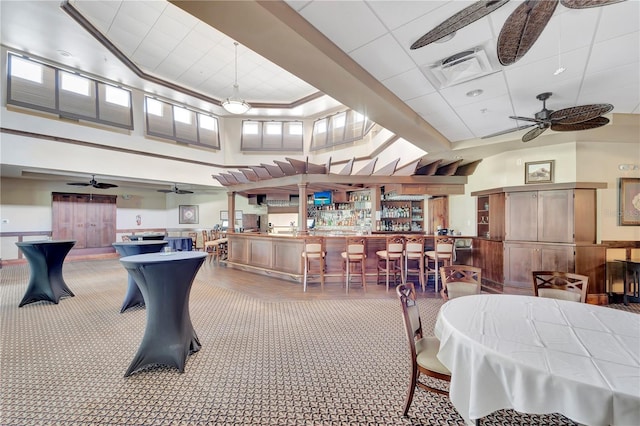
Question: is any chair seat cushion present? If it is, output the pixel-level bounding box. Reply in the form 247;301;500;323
425;251;452;260
341;252;366;260
446;282;479;299
302;252;325;259
415;336;450;375
376;250;402;259
538;288;581;302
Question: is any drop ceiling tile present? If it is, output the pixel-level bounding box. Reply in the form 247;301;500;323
367;0;446;31
587;32;640;74
439;71;508;108
296;0;388;53
455;94;520;138
594;0;640;42
349;33;415;81
580;62;640;112
117;1;164;30
381;68;436;101
72;0;120;31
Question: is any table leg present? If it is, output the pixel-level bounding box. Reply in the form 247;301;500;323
120;275;145;313
19;245;74;307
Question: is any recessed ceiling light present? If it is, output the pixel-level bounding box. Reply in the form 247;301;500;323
466;89;483;97
57;50;72;57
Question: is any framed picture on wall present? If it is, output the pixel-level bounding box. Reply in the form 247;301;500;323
235;210;243;220
525;160;554;184
619;178;640;226
220;210;228;221
179;205;199;224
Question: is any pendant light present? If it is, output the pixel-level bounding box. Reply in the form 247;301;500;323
222;42;251;115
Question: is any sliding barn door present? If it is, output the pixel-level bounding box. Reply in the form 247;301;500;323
52;193;116;249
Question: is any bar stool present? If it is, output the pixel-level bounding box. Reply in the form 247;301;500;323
301;236;326;292
376;235;405;291
404;236;426;292
425;236;454;293
341;237;367;294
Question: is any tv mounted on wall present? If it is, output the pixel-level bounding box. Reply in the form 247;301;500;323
313;191;332;206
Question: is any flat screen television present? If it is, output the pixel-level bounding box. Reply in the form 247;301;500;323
313;191;332;206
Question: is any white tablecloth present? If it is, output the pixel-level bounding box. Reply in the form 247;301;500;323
435;294;640;426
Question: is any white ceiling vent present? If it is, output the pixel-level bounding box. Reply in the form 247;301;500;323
423;47;496;88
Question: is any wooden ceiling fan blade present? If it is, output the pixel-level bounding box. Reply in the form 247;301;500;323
67;182;91;186
549;104;614;124
410;0;510;49
94;182;118;189
497;0;559;66
176;189;194;194
522;125;548;142
560;0;627;9
550;116;610;131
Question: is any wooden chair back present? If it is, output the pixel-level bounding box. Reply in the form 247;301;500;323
439;265;482;301
396;282;450;416
532;271;589;303
187;232;198;250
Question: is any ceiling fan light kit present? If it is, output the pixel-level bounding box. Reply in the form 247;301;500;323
222;42;251;115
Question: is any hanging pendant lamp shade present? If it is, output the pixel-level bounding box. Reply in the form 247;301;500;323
222;42;251;115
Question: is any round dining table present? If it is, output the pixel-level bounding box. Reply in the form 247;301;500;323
120;251;207;377
112;240;168;312
15;239;76;307
435;294;640;426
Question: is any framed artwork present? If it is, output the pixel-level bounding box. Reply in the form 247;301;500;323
619;178;640;226
179;205;199;224
220;210;229;220
525;160;554;184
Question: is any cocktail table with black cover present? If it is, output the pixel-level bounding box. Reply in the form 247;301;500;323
119;251;207;377
15;240;76;307
112;240;168;313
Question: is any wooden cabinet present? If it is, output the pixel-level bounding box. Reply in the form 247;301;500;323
505;189;597;244
476;193;505;239
472;238;504;286
504;242;574;289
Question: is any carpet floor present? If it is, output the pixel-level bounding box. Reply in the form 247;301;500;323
1;259;636;425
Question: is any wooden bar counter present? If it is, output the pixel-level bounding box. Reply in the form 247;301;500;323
225;232;475;284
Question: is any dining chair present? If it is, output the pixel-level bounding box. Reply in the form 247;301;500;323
404;236;426;292
439;265;482;301
301;236;326;292
396;282;451;417
376;235;404;291
425;236;454;293
341;237;367;293
605;248;626;295
187;232;198;251
531;271;589;303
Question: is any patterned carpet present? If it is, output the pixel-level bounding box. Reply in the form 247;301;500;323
1;259;636;425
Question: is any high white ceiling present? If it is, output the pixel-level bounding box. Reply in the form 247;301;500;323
1;0;639;159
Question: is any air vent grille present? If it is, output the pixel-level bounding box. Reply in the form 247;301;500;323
423;47;495;88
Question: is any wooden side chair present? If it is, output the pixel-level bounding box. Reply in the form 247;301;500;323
187;232;198;251
341;236;367;293
376;235;405;291
532;271;589;303
396;282;451;417
425;236;454;293
439;265;482;301
404;236;426;292
301;236;326;292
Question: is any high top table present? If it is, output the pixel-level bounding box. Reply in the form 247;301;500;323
119;251;207;377
15;240;76;307
435;294;640;426
112;240;168;312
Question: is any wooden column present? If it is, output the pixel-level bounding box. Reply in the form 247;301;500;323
298;183;308;235
227;191;236;233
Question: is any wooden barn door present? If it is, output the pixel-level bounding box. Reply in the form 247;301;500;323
52;193;116;253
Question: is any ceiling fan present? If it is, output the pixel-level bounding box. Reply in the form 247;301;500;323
410;0;626;66
485;92;613;142
157;184;194;194
67;174;118;189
